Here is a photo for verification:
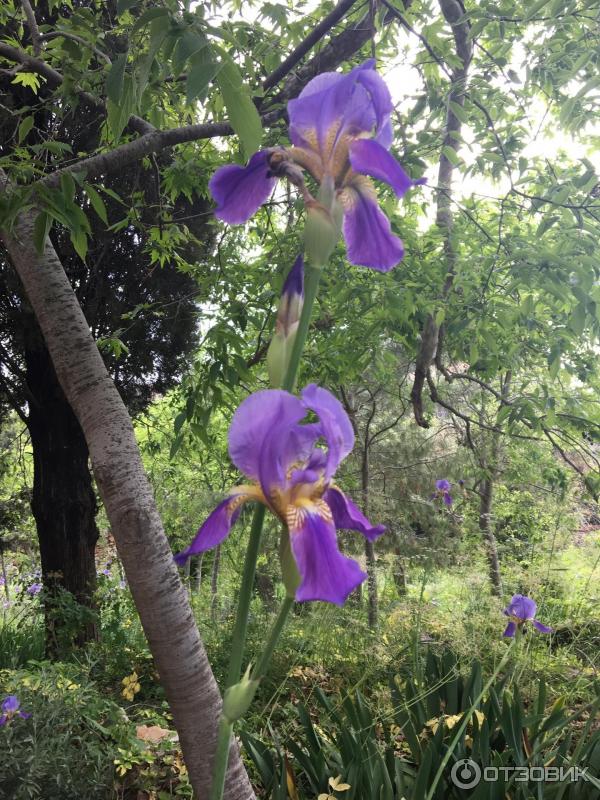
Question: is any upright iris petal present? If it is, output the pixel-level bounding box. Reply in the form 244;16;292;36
208;60;424;271
0;695;30;726
175;385;386;604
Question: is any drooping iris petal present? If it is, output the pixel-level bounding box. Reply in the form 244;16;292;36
443;492;453;506
173;488;261;565
503;621;517;638
506;594;537;621
533;620;553;634
0;715;6;727
288;503;366;604
340;177;404;271
350;139;424;198
324;486;386;541
228;390;306;481
301;384;354;479
208;150;277;224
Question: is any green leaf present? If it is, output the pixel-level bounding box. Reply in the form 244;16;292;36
33;211;52;255
186;57;220;104
84;184;108;224
524;0;551;20
449;100;468;123
536;215;559;237
11;72;42;93
106;52;128;105
215;51;262;159
117;0;139;14
131;7;170;33
172;29;208;77
441;145;461;166
17;116;34;144
70;228;88;261
107;74;136;140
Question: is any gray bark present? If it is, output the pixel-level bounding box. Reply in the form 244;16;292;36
0;201;255;800
478;478;502;596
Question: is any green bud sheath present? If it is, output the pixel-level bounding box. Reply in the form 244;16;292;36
222;665;260;723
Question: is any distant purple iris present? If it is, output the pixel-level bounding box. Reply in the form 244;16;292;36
26;582;42;595
0;695;31;726
434;479;453;506
175;385;385;604
209;60;424;271
503;594;552;637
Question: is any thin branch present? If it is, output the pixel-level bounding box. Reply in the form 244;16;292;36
21;0;41;56
262;0;362;91
39;31;112;66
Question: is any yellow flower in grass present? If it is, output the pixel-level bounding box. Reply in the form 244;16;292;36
121;671;141;702
318;775;351;799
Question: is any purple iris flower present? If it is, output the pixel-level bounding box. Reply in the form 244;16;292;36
175;384;385;604
26;582;42;595
503;594;552;637
209;60;424;272
0;695;31;726
434;479;453;506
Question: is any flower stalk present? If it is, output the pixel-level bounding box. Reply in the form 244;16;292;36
208;254;322;800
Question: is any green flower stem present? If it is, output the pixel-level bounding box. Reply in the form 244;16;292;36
209;258;323;800
252;595;294;680
225;503;267;688
208;717;234;800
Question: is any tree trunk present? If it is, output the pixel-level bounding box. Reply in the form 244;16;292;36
1;200;255;800
478;477;502;597
392;543;407;596
362;450;378;629
25;330;100;652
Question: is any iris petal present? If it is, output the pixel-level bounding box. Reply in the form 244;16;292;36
288;60;393;156
301;384;354;479
174;488;261;566
506;594;537;621
503;621;517;637
228;390;306;482
324;486;386;541
340;178;404;271
350;139;420;198
208;150;277;224
533;619;552;633
288;503;366;604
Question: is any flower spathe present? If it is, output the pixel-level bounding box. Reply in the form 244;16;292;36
209;60;425;272
0;695;31;726
503;594;552;637
175;385;386;605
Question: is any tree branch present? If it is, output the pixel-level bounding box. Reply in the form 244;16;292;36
410;0;472;427
262;0;363;91
21;0;42;56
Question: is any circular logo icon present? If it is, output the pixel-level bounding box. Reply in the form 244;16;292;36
450;758;482;789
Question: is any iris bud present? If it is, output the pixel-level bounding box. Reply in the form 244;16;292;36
266;255;304;388
304;200;342;268
222;665;259;723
